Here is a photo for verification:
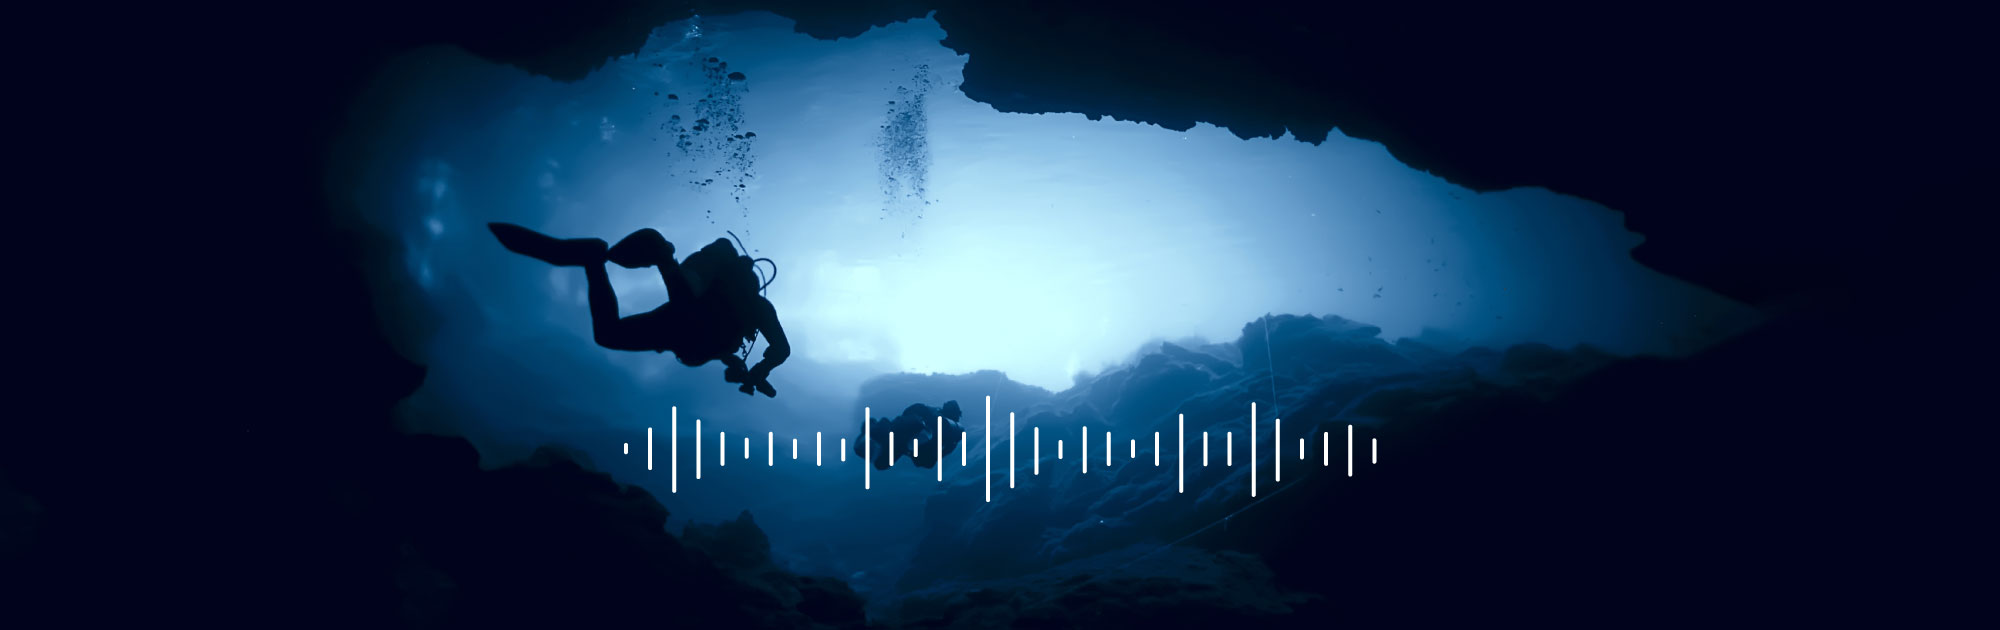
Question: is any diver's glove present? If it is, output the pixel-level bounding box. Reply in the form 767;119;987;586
736;369;776;397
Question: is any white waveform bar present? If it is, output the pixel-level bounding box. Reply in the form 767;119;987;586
961;431;967;467
671;408;677;494
627;400;1381;499
864;406;871;489
985;396;991;503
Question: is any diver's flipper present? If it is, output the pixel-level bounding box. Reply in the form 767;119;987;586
857;422;894;469
873;443;892;470
941;421;965;455
608;228;675;269
489;223;607;267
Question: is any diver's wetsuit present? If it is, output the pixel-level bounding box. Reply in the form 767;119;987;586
855;401;965;470
491;223;790;394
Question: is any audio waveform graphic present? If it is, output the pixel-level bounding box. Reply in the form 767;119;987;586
622;397;1380;500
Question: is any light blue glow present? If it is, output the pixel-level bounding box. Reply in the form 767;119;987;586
345;12;1747;392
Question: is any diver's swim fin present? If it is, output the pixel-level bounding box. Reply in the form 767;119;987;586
608;228;675;269
489;223;607;267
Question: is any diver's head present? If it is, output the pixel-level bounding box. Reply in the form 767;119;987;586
941;400;962;421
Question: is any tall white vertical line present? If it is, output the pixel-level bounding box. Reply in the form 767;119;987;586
743;437;749;460
1204;432;1210;466
888;432;894;467
1347;424;1353;477
864;407;871;489
937;416;943;482
1274;417;1280;483
1034;427;1040;475
817;432;823;466
792;438;798;460
647;426;654;471
1299;438;1305;460
1154;432;1160;466
984;396;991;503
961;432;967;466
1177;414;1184;493
1009;412;1016;488
696;419;702;480
1251;402;1257;497
1323;431;1329;466
1372;438;1377;464
768;432;774;466
1082;427;1089;474
1105;431;1110;467
1227;432;1233;466
840;438;847;462
671;409;677;494
721;432;727;467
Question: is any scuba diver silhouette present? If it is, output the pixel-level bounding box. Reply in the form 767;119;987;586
488;223;789;397
855;401;965;469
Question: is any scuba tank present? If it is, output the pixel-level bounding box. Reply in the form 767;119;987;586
678;238;742;299
677;233;776;358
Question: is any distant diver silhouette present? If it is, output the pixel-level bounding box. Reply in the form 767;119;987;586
488;223;789;397
855;401;964;470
